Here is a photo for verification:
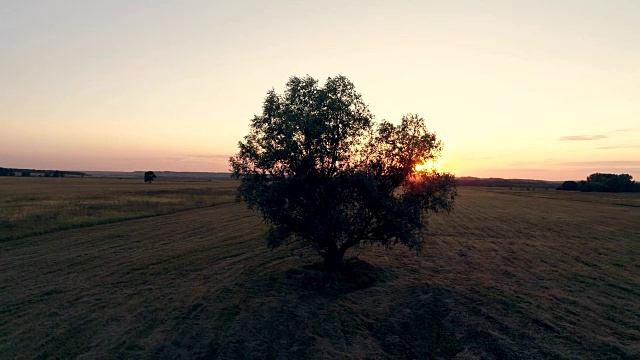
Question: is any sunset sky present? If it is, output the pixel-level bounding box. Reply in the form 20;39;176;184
2;1;638;180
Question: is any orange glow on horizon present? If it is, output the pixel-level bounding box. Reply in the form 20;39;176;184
2;2;638;180
414;157;458;175
415;160;439;172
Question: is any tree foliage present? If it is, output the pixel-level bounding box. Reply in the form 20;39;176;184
556;180;578;191
0;168;12;176
230;75;457;271
144;171;157;183
557;173;638;192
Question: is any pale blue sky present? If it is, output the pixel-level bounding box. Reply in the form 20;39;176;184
2;0;639;179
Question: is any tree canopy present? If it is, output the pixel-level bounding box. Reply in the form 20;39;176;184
144;171;157;183
230;75;457;271
557;173;638;192
556;180;578;191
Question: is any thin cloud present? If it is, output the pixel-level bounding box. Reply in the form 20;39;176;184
559;129;635;141
597;145;640;150
608;128;636;134
559;134;607;141
554;160;640;167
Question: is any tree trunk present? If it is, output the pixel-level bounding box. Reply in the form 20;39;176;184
323;242;350;272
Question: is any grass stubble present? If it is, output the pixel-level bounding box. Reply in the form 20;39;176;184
0;178;638;359
0;177;238;241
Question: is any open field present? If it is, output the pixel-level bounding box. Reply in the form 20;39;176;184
1;180;639;359
481;187;640;207
0;177;237;241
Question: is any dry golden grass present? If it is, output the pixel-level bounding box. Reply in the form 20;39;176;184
0;182;638;359
0;177;237;241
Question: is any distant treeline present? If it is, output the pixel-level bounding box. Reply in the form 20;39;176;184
556;173;639;192
457;177;560;189
0;167;88;177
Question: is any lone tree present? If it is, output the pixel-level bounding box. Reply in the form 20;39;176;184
230;75;457;271
144;171;157;183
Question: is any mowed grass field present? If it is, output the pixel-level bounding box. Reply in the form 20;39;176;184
0;179;639;359
0;177;238;241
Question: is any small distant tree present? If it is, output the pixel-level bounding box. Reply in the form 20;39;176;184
21;171;30;177
230;75;457;271
556;180;578;191
144;171;157;183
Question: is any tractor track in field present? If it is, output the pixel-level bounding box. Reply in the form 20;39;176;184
0;203;281;358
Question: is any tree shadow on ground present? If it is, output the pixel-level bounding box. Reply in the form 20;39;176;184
283;258;389;297
203;259;469;359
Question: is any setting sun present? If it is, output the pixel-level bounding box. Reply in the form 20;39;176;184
415;160;439;172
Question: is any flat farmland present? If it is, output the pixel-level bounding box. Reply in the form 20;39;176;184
0;179;638;359
0;177;238;241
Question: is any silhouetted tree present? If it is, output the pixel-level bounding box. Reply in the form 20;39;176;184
230;75;457;272
556;180;578;191
559;173;638;192
577;180;592;192
586;173;634;192
21;171;30;177
144;171;157;183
